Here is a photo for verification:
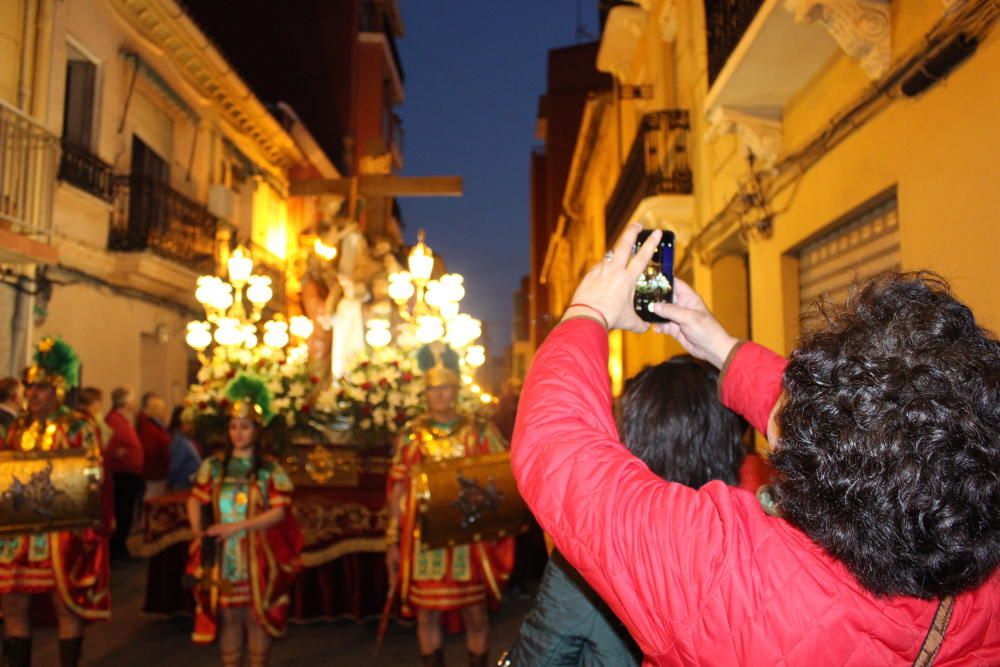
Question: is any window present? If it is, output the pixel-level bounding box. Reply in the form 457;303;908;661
62;45;97;149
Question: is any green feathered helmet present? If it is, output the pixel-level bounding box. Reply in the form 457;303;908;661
416;341;461;388
224;373;274;426
23;336;80;400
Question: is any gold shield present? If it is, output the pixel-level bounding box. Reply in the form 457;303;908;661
410;451;532;549
0;447;103;537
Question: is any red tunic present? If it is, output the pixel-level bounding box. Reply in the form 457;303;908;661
389;415;514;615
0;408;111;621
511;319;1000;666
186;455;303;643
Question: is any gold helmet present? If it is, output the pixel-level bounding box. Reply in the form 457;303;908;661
224;374;273;425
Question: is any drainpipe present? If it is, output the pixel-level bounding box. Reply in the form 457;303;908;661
17;0;38;111
30;0;55;121
9;272;34;376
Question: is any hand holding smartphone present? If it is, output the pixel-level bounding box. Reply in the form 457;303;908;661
632;229;675;323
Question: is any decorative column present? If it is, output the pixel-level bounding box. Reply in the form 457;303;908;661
784;0;892;80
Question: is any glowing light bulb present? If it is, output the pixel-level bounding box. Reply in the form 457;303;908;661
262;319;289;349
185;321;212;351
407;230;434;282
289;315;314;340
465;345;485;368
227;246;253;284
365;319;392;348
214;317;242;347
246;275;273;307
415;315;444;344
388;272;415;302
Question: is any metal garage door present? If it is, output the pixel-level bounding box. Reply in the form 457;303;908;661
798;196;900;325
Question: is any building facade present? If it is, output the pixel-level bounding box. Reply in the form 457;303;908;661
0;0;336;404
531;0;1000;392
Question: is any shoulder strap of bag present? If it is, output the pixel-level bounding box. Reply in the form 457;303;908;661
912;595;956;667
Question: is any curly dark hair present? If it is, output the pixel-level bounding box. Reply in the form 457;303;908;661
618;356;747;488
771;271;1000;599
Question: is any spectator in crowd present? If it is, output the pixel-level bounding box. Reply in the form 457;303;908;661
78;386;112;448
512;226;1000;665
105;387;145;561
506;356;748;666
0;377;22;435
167;406;202;491
137;392;170;499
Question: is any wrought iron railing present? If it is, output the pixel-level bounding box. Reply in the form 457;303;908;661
109;175;219;273
58;140;114;203
705;0;766;85
0;99;58;239
605;110;693;244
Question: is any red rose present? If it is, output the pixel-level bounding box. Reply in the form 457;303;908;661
395;411;407;424
198;401;207;410
378;378;389;387
360;405;372;417
302;404;312;414
361;382;373;391
359;361;370;369
226;370;236;379
401;372;413;382
309;375;320;385
390;361;400;368
219;398;230;408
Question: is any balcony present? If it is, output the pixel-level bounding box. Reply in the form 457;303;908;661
58;141;114;203
705;0;766;86
0;99;60;264
605;110;693;245
360;0;405;103
109;176;219;274
704;0;877;122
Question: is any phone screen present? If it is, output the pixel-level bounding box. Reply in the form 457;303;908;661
633;229;675;323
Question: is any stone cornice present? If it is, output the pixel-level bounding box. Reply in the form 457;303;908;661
109;0;304;171
785;0;892;80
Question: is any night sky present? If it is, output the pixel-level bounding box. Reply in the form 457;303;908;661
397;1;599;354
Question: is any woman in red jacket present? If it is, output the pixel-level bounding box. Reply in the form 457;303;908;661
511;224;1000;665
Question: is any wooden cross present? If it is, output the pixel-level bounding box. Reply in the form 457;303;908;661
290;175;463;219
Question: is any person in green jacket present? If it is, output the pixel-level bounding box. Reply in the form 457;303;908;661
502;356;749;666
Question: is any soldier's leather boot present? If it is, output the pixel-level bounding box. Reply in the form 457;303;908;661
3;637;31;667
58;636;83;667
420;648;445;667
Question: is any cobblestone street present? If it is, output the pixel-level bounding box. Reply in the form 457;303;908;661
15;558;533;666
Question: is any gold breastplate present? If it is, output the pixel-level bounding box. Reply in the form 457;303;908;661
413;418;472;461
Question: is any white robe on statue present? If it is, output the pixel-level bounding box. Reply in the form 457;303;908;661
331;229;367;378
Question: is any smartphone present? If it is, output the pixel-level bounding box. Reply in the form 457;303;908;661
632;229;675;323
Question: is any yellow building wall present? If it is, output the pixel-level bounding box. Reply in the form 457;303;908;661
748;7;1000;352
0;1;26;106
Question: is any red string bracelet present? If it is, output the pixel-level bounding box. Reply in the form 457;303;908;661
566;303;609;330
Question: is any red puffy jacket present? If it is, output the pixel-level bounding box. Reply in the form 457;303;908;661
512;319;1000;665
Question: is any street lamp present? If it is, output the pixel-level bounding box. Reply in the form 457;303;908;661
378;229;483;357
187;245;309;357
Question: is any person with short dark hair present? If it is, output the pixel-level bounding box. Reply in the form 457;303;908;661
167;406;201;491
105;387;145;560
512;225;1000;665
0;377;22;436
506;356;748;666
